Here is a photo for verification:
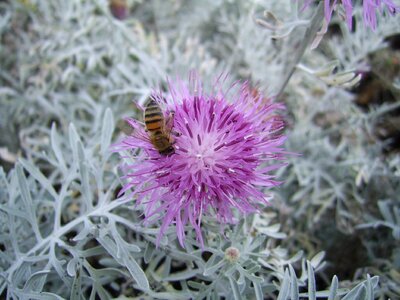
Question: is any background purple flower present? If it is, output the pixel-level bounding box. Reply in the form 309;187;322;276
300;0;399;30
109;0;128;20
362;0;399;29
116;75;288;247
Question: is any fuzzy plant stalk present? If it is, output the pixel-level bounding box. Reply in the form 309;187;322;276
276;2;325;97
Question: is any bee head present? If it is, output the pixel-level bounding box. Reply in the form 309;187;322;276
160;146;175;156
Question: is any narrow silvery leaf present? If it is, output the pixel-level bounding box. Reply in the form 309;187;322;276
288;250;304;265
0;167;8;192
212;289;219;300
187;281;204;290
232;219;245;239
116;64;137;83
12;262;31;288
393;205;400;223
315;61;339;77
369;276;379;289
328;275;338;300
341;74;362;88
15;291;65;300
243;264;261;274
237;270;245;285
68;123;80;161
277;269;290;300
81;246;105;258
307;261;316;300
70;262;82;300
0;280;6;297
87;55;97;71
248;235;266;251
16;163;33;213
263;223;280;232
203;253;218;270
77;140;92;206
228;276;242;300
334;72;361;86
111;227;141;252
289;264;299;300
378;201;394;223
341;276;379;300
67;259;78;277
162;256;172;278
101;108;114;158
72;223;92;242
147;291;192;300
144;242;155;264
366;274;374;300
91;267;127;278
393;226;400;240
51;123;66;171
168;250;203;262
49;250;70;287
236;264;263;284
97;234;149;290
94;283;111;300
203;258;225;277
23;270;50;292
123;254;150;291
310;252;325;269
0;204;29;219
341;285;364;300
20;159;58;199
253;281;263;300
16;164;41;240
163;269;200;281
256;223;287;239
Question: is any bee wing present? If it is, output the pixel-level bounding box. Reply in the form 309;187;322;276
124;118;151;141
165;111;175;135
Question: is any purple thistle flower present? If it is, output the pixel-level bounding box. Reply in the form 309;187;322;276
115;75;288;247
299;0;399;30
362;0;399;29
109;0;128;20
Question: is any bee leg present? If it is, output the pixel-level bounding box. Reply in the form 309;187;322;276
170;130;180;136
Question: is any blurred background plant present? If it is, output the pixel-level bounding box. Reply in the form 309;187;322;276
0;0;399;299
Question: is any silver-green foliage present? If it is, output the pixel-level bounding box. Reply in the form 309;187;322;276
1;0;399;299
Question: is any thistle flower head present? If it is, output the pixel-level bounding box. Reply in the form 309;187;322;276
116;75;288;247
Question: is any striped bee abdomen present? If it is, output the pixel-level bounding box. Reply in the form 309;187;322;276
144;99;163;132
144;98;175;156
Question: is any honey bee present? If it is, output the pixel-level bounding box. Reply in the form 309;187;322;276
144;98;175;155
